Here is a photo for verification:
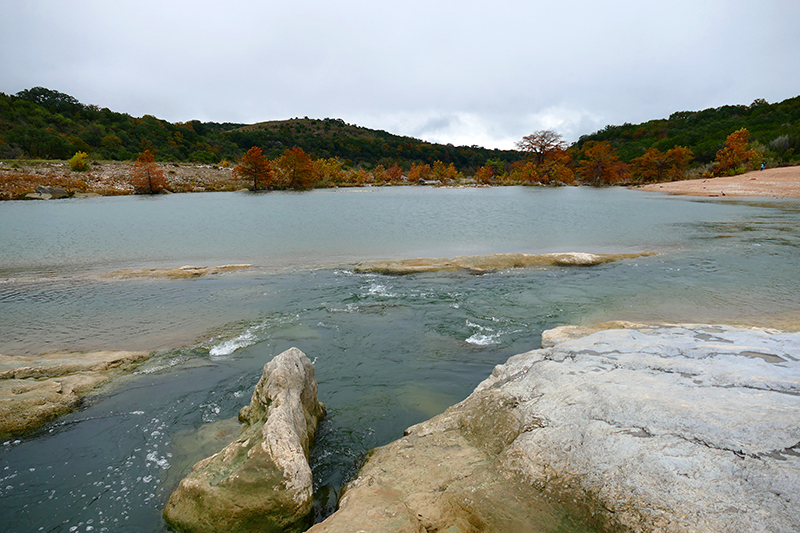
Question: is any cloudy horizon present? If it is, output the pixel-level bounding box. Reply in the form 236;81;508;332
2;0;798;149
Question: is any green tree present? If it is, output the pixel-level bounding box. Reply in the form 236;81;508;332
15;87;83;113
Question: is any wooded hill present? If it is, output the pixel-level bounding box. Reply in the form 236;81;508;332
575;96;800;166
0;87;520;171
2;87;799;175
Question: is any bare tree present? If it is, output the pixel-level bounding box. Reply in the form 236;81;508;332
515;130;567;165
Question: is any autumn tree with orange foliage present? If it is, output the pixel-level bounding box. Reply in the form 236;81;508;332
509;161;540;184
536;148;576;185
350;168;372;186
577;141;627;185
631;146;693;183
232;146;272;190
475;160;507;185
131;150;167;194
516;130;567;165
713;128;758;176
473;164;496;185
372;164;389;184
406;162;432;184
371;164;404;185
313;157;346;186
272;147;317;190
385;163;403;183
513;130;576;185
432;161;461;185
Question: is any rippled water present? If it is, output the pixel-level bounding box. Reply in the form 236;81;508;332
1;187;799;532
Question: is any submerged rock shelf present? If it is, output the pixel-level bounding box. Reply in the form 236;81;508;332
354;252;658;275
103;264;253;279
309;322;800;533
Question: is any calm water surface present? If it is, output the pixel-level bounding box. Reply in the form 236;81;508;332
1;187;799;532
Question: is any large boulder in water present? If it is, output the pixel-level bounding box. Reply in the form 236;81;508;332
308;323;800;533
163;347;326;533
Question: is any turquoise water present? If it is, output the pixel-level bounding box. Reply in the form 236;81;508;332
1;187;799;532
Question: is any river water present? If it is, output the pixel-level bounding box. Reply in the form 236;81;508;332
1;186;799;532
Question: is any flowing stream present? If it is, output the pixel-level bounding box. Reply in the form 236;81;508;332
1;186;799;532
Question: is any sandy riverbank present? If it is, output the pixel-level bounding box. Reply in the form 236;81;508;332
637;166;800;198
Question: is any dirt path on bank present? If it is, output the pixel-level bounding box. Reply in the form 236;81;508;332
637;166;800;198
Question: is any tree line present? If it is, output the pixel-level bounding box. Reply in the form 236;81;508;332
575;96;800;167
2;87;797;193
223;126;762;192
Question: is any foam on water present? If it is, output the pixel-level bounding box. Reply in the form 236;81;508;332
365;282;398;298
465;331;502;345
464;318;525;346
0;412;175;533
209;329;258;357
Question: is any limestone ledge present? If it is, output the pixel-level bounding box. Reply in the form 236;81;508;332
309;322;800;533
353;252;657;275
103;264;253;279
0;350;150;438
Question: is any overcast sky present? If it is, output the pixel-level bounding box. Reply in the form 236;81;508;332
2;0;799;149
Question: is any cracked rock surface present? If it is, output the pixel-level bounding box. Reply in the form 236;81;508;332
309;323;800;533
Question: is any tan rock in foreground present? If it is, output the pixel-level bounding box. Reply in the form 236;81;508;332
0;350;150;438
310;323;800;533
163;347;326;533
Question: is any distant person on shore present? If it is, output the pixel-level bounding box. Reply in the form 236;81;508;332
761;162;766;171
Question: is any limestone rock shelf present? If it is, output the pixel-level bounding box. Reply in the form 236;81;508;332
309;323;800;533
354;252;657;275
0;350;150;438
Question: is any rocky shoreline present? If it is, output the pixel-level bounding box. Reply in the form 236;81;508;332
4;322;799;531
157;322;800;532
305;322;800;532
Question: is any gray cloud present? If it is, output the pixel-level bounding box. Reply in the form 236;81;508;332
2;0;798;148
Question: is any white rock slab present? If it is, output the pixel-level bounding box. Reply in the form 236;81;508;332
493;324;800;532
